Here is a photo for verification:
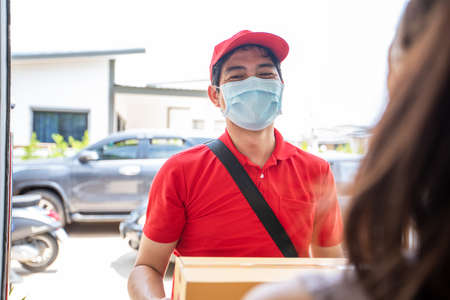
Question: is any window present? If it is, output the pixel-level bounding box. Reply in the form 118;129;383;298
214;120;226;131
95;139;139;160
33;111;88;143
192;119;205;130
167;107;190;130
144;137;188;158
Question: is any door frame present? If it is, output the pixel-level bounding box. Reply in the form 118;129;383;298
0;0;11;298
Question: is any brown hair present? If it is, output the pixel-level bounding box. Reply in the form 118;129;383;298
345;0;450;299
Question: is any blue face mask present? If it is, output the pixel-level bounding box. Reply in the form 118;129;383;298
219;76;284;131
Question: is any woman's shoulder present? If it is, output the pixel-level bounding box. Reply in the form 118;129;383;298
244;270;369;300
243;275;312;300
301;270;369;300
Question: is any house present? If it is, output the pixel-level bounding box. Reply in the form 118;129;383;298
114;80;224;139
309;125;371;153
11;48;145;151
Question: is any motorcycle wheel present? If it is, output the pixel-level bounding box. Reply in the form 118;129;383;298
19;233;59;272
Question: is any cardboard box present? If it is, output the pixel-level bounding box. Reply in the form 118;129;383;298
172;257;348;300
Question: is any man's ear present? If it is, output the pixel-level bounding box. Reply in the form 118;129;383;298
208;85;221;108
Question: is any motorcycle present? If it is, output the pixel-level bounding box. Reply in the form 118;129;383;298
11;194;67;272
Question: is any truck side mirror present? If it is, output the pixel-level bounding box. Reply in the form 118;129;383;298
78;150;99;164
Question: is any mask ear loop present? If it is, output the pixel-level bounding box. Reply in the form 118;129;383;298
213;85;228;115
213;86;222;104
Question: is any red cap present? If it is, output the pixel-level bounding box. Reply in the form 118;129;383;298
209;30;289;81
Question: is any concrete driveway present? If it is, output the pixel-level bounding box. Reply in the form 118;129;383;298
9;223;173;300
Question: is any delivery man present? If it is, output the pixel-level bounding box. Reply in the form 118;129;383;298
128;30;344;300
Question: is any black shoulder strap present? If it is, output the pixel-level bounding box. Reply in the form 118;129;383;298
207;139;298;257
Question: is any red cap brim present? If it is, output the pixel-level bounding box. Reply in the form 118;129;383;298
210;30;289;81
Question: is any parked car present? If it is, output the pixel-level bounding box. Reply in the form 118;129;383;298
119;151;363;251
318;151;363;211
13;129;211;225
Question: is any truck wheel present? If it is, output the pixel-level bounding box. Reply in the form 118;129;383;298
25;189;66;226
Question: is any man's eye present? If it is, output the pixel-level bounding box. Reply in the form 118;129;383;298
228;75;244;80
258;72;276;77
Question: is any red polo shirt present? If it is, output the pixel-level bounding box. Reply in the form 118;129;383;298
143;129;342;257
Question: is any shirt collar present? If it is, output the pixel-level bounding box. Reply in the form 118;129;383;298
218;128;297;168
272;128;298;160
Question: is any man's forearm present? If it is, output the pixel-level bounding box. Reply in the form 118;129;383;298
128;265;168;300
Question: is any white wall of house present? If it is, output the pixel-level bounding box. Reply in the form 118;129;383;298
11;57;110;146
115;92;224;137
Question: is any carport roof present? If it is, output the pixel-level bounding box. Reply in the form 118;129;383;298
11;48;145;60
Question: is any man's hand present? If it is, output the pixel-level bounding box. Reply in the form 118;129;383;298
310;243;344;258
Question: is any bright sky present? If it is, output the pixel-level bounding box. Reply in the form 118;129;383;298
11;0;407;139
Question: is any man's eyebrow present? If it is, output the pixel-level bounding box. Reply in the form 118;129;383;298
224;65;246;74
257;63;276;69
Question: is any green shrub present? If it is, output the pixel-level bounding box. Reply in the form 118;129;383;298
9;283;26;300
336;143;353;153
300;141;309;151
357;143;365;154
68;130;89;151
21;132;41;160
47;134;68;158
21;132;90;160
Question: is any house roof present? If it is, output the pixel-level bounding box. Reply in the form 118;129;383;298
11;48;145;60
114;84;207;98
146;79;210;91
